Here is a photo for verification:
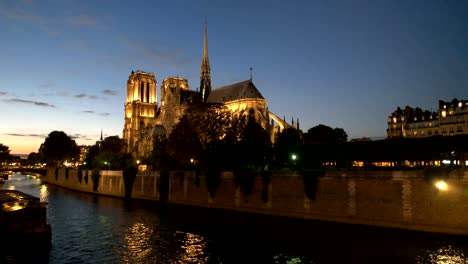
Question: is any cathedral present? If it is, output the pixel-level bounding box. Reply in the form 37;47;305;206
123;25;292;158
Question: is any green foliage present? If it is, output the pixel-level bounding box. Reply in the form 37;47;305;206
41;131;79;166
273;128;302;170
168;102;234;168
95;136;127;169
83;145;99;169
91;168;100;192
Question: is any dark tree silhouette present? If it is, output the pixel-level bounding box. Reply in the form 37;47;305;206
41;131;79;166
0;143;12;162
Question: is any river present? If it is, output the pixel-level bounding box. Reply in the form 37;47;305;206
1;173;468;263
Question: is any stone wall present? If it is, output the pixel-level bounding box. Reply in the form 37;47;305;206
43;168;468;235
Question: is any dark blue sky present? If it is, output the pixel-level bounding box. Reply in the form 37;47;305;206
0;0;467;154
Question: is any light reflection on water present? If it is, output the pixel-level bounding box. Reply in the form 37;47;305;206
2;173;468;263
416;245;466;264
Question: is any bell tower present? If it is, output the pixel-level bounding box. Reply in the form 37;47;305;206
123;71;157;154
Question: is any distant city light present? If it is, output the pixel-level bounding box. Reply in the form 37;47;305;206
291;154;297;161
435;180;448;191
190;158;194;163
442;160;451;165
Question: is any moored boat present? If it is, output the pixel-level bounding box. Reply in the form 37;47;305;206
0;190;51;251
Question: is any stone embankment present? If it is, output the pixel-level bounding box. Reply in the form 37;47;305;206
43;168;468;235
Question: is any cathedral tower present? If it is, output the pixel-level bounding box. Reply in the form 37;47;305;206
200;23;211;102
123;71;157;154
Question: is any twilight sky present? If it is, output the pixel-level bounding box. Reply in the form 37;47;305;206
0;0;467;155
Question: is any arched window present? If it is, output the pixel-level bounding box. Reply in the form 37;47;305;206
146;82;150;102
140;82;145;102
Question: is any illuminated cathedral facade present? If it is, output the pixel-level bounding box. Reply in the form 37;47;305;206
123;26;292;158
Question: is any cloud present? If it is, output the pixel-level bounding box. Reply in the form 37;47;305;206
0;5;57;35
4;98;56;108
66;14;97;26
0;91;7;95
74;93;99;99
81;110;110;117
4;133;46;138
69;134;92;141
101;89;118;96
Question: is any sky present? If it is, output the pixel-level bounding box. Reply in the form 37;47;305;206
0;0;467;155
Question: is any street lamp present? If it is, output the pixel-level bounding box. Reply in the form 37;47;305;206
104;161;110;170
136;160;140;165
291;154;297;161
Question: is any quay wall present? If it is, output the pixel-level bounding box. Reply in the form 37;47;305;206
43;168;468;235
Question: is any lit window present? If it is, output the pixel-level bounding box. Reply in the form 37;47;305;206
393;117;397;123
429;122;432;126
401;117;405;121
421;131;425;135
459;102;462;107
444;105;447;109
449;110;453;115
414;117;417;121
441;111;446;118
413;131;417;135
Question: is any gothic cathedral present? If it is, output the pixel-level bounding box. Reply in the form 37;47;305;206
123;25;292;158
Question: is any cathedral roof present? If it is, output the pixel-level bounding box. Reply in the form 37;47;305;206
207;80;264;103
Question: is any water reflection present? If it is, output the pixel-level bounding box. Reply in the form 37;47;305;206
416;245;466;264
40;184;48;202
2;173;468;263
123;222;155;263
179;232;208;263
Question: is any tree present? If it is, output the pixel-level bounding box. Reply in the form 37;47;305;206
332;128;348;143
304;124;334;144
167;103;233;167
27;152;42;166
0;143;12;163
95;136;127;169
41;131;79;166
304;124;348;144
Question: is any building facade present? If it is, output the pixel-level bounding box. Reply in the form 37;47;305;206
387;99;468;138
123;26;290;158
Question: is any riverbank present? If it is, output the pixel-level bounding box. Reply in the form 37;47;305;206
43;168;468;235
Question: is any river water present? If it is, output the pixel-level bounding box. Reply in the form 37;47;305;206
2;173;468;263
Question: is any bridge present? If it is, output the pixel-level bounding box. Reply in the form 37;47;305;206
0;168;47;177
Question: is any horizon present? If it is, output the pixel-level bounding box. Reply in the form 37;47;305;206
1;0;467;155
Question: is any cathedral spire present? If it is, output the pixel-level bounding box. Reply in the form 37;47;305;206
200;21;211;102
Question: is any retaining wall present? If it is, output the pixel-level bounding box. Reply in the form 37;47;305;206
43;168;468;235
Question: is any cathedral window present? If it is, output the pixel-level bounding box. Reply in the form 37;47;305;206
146;82;150;102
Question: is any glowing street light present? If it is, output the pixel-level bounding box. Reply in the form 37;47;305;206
435;180;448;191
291;154;297;161
136;160;140;165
